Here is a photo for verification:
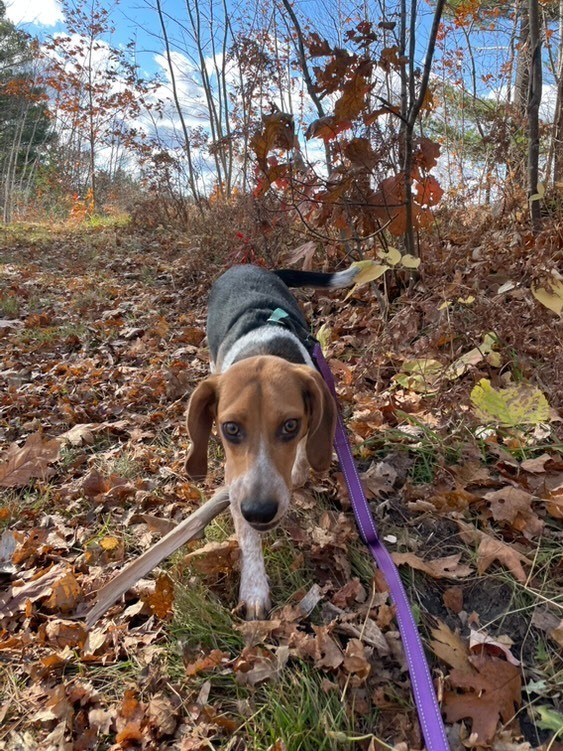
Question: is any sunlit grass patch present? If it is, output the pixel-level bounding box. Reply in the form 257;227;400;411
169;579;243;656
0;485;56;528
245;664;365;751
18;321;88;345
0;292;19;317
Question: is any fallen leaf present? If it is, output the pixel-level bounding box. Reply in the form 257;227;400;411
532;607;563;649
43;571;83;613
342;638;371;681
360;461;397;499
392;552;473;580
0;432;61;487
429;621;472;674
0;564;68;617
115;689;144;744
444;653;521;745
234;645;288;687
457;522;532;583
443;586;464;614
393;358;442;393
533;705;563;736
185;538;239;575
147;694;179;738
485;486;544;538
446;334;498;380
142;573;175;619
185;649;229;677
532;279;563;315
471;379;550;426
469;629;520;665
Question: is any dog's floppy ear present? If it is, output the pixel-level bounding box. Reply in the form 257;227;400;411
185;376;220;480
297;367;336;472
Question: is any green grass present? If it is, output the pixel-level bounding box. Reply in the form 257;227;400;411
168;577;375;751
246;664;368;751
0;485;55;528
170;579;243;655
0;292;19;317
18;321;87;345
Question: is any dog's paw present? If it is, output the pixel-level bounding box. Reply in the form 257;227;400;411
238;595;271;620
238;579;271;620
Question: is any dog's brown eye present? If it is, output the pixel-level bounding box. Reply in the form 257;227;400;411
223;422;242;441
281;419;299;436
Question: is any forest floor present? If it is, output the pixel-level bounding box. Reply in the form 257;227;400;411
0;211;562;751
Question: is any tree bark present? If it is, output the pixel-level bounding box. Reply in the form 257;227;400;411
402;0;446;257
527;0;542;231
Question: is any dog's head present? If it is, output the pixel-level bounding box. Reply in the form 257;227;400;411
185;355;336;531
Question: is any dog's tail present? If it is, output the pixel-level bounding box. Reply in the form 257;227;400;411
274;265;359;290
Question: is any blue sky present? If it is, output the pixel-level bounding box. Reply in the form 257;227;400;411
6;0;165;77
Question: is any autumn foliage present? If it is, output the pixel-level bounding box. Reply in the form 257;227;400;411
251;22;444;250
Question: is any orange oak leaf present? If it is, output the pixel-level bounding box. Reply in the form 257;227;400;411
185;649;229;677
305;116;353;142
142;573;175;619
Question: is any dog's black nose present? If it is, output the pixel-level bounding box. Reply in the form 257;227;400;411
240;499;278;525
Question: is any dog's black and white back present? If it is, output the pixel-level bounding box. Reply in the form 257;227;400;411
208;265;358;373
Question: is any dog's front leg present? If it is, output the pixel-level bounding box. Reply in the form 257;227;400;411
231;505;270;619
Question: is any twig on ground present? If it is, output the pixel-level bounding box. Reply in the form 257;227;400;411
84;487;230;627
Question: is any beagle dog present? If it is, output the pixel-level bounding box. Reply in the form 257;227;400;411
185;264;358;619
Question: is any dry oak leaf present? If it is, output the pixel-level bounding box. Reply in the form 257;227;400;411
443;653;521;746
0;432;60;488
44;570;83;614
185;649;229;677
343;638;372;682
115;689;145;745
147;694;180;738
532;608;563;649
305;115;353;142
457;521;532;583
44;619;88;650
0;563;67;618
429;621;473;674
485;486;544;539
392;552;473;580
31;684;74;726
142;573;174;619
184;538;239;575
544;483;563;519
234;645;289;687
469;629;520;666
443;586;464;614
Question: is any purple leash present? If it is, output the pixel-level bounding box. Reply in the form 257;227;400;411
313;344;450;751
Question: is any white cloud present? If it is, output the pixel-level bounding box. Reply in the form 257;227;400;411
5;0;64;27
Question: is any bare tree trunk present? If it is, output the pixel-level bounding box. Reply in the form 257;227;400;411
185;0;226;196
155;0;201;206
549;0;563;183
402;0;446;257
512;0;530;184
279;0;332;174
528;0;542;231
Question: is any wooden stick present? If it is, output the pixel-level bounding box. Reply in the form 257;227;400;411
84;487;230;627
